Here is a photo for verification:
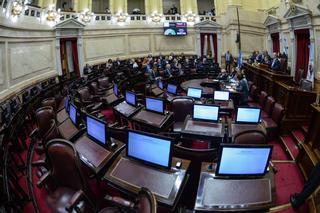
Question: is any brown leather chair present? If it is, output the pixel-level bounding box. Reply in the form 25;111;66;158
35;106;56;138
100;187;157;213
261;103;285;139
249;91;268;108
248;85;258;103
41;97;57;112
37;139;96;212
234;130;267;144
261;96;276;118
98;77;112;90
172;97;194;132
77;87;103;112
90;81;108;96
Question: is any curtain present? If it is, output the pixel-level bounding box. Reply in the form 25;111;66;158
60;40;68;75
203;35;208;56
210;34;215;59
66;41;74;73
295;29;310;82
271;33;280;53
71;40;80;78
200;33;218;62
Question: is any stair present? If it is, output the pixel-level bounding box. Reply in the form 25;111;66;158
279;135;299;161
291;129;305;145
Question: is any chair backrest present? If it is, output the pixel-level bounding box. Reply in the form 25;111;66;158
136;188;157;213
263;96;276;117
271;103;285;124
46;139;89;192
300;79;312;91
90;82;99;94
43;120;61;145
234;130;267;144
98;77;110;88
173;144;218;162
108;127;128;144
249;85;258;99
172;97;194;122
41;97;57;112
35;106;55;137
258;91;268;108
78;87;91;102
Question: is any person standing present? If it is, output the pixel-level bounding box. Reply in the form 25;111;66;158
236;72;249;106
225;50;233;73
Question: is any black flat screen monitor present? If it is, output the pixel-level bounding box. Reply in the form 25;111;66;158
113;84;118;97
69;102;77;125
145;97;164;114
86;114;107;145
214;91;230;101
192;104;220;122
167;84;177;95
236;107;261;124
127;130;173;169
216;144;272;177
158;80;164;90
164;22;187;36
187;87;202;99
125;91;137;106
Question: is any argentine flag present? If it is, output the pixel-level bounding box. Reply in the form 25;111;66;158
237;50;243;68
283;35;288;55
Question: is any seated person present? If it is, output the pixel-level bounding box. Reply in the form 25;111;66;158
236;72;249;105
163;64;173;78
83;63;92;75
270;53;281;71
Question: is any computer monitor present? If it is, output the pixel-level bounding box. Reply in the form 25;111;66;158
127;130;173;169
236;107;261;124
216;144;272;177
187;87;202;99
65;96;69;112
113;84;118;97
145;97;164;114
125;91;137;106
214;91;230;101
86;114;107;145
69;102;77;125
193;104;220;122
167;84;177;95
158;80;164;90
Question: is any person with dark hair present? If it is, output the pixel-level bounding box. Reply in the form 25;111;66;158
236;72;249;105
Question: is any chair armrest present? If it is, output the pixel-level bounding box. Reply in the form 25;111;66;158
32;159;47;168
104;195;135;209
37;172;51;188
30;128;39;139
65;190;84;212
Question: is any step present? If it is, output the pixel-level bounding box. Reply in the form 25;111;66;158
291;130;305;145
279;136;300;161
269;140;290;161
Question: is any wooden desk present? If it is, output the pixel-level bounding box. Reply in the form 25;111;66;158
228;121;266;139
113;101;143;119
56;108;68;124
194;162;275;212
104;155;190;210
104;94;123;106
74;134;125;174
58;118;79;141
181;117;225;142
132;109;173;133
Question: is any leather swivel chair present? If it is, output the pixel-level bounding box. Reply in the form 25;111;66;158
77;87;103;112
90;82;108;96
100;187;157;213
34;106;56;139
261;96;276;118
248;91;268;108
41;97;57;112
248;85;258;103
98;77;112;90
172;97;194;132
234;130;267;144
261;103;285;139
37;139;96;213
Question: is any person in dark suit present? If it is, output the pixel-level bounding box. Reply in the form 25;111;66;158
83;64;92;75
225;50;233;73
236;72;249;105
271;53;281;71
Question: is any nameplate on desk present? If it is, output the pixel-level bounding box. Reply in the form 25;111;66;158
110;158;185;199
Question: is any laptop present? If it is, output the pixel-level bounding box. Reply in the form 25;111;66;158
127;130;173;169
235;107;261;124
214;91;230;106
192;104;220;123
145;97;165;115
215;144;273;178
106;84;119;104
167;83;177;95
152;80;164;96
115;91;138;116
187;87;202;99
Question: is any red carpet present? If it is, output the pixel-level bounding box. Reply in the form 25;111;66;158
280;136;299;160
274;162;305;206
269;140;290;161
191;140;210;149
291;130;305;144
101;108;115;123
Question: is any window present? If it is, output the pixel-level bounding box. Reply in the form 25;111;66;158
163;0;180;15
197;0;215;15
92;0;110;14
56;0;74;12
128;0;145;15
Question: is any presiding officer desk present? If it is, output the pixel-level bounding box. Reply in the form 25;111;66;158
104;152;190;210
195;162;275;212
